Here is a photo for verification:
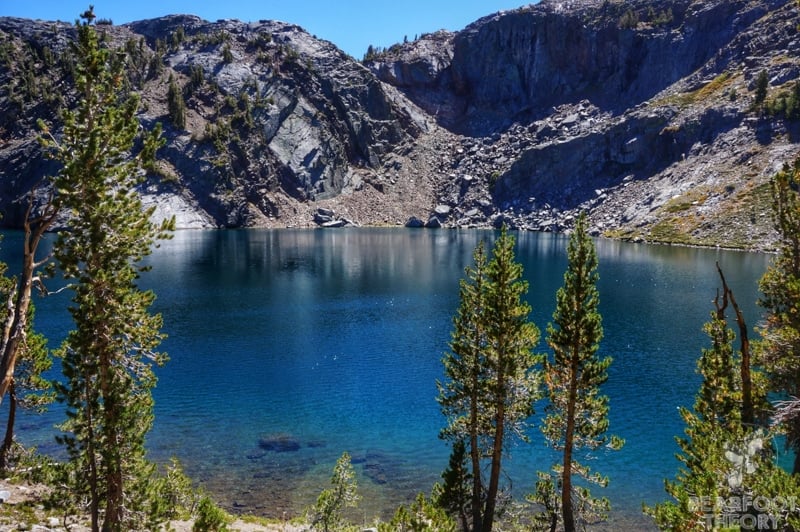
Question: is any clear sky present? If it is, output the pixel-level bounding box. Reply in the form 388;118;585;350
2;1;536;59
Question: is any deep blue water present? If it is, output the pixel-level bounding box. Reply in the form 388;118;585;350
0;228;772;526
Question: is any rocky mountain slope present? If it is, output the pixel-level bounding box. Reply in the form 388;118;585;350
1;0;799;249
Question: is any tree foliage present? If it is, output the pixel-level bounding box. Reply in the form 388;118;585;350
0;246;53;473
310;452;360;532
534;212;622;532
0;302;53;473
754;70;769;110
437;227;541;532
37;7;174;531
757;157;800;474
167;72;187;129
380;492;456;532
648;264;789;530
434;439;471;532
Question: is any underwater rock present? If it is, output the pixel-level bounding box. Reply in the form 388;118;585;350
258;433;301;453
246;450;267;460
364;462;388;484
363;451;399;485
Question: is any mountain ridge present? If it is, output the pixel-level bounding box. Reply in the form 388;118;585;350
0;0;798;249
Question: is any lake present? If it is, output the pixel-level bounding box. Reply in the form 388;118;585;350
0;228;773;527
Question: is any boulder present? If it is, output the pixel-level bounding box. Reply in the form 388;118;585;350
258;433;301;453
405;216;425;228
314;211;334;224
434;204;452;216
425;216;442;228
322;219;346;228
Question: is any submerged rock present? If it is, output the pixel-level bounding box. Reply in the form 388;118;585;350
258;433;301;453
246;450;267;460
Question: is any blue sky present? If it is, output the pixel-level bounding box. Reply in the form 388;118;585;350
2;1;535;58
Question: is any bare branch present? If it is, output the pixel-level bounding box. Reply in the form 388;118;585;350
772;397;800;428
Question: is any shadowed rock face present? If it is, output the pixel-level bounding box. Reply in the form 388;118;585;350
1;0;799;249
369;0;786;134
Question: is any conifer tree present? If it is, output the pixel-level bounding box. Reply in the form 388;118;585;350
310;452;360;532
38;7;173;531
434;440;471;532
535;212;622;532
648;266;785;531
438;240;489;531
167;72;186;130
438;228;541;532
757;157;800;474
754;70;769;108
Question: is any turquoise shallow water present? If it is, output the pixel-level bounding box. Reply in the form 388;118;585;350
0;228;772;526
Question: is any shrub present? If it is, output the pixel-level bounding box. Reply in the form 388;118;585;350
192;495;232;532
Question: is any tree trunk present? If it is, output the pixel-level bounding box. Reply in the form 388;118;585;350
0;382;17;473
562;356;579;532
716;263;755;426
470;423;483;531
730;290;754;426
99;348;124;530
83;356;100;532
482;373;505;532
470;364;483;531
0;261;32;404
794;443;800;477
0;208;54;407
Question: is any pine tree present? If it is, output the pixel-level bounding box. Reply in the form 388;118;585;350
754;70;769;108
757;157;800;474
38;7;174;531
437;228;541;532
438;240;489;531
310;452;360;532
167;73;186;130
434;439;471;532
648;266;782;531
536;213;622;532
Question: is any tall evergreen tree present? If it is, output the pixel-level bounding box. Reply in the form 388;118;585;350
434;440;472;532
648;266;787;531
438;228;541;532
754;69;769;108
438;240;490;531
757;157;800;474
535;212;622;532
166;72;186;130
38;7;173;531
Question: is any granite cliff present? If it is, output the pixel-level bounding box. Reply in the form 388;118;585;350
1;0;799;249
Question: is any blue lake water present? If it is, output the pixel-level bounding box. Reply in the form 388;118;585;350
0;228;773;527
